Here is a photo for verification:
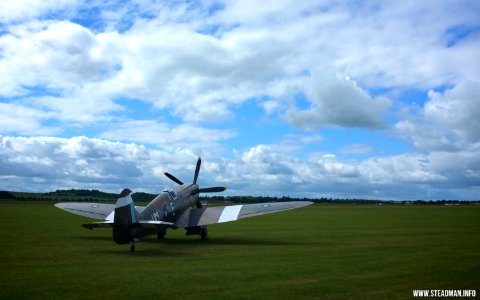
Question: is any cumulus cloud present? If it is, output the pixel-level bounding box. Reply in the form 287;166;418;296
0;102;57;135
0;136;155;192
31;94;122;124
286;74;391;130
323;1;480;89
1;1;479;200
424;81;480;144
0;14;301;123
1;0;478;129
212;144;480;199
0;136;228;193
395;81;480;152
0;21;115;95
234;144;480;199
340;144;372;155
0;135;479;199
101;119;236;153
0;0;78;23
99;22;303;122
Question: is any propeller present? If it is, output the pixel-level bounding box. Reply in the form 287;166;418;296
190;186;227;196
164;172;183;185
198;187;227;193
163;157;227;208
193;157;201;184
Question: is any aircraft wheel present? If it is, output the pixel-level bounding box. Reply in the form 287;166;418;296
157;231;166;239
200;227;208;240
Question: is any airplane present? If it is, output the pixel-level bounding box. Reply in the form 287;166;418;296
55;157;313;252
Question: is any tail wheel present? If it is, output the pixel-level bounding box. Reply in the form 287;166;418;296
200;227;208;240
157;230;166;239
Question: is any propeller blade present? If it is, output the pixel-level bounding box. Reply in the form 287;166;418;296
164;172;183;185
198;187;227;193
190;186;226;196
193;157;201;184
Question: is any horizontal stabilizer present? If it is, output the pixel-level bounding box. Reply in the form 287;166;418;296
82;220;175;230
137;220;175;225
136;220;176;229
82;221;114;230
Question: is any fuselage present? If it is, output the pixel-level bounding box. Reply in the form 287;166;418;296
140;184;199;223
115;184;199;243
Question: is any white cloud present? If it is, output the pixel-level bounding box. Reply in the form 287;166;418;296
424;81;480;144
102;22;303;122
2;0;478;129
395;80;480;152
322;1;480;89
0;135;479;199
0;136;155;192
261;100;281;115
286;74;392;130
1;1;479;200
0;0;78;23
340;144;372;155
220;143;480;199
100;120;236;153
31;94;122;124
0;2;307;123
359;154;446;185
250;134;323;154
0;20;115;95
0;102;58;135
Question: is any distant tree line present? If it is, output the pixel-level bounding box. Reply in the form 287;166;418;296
47;189;118;199
200;196;479;205
0;191;15;199
0;189;478;205
0;189;161;203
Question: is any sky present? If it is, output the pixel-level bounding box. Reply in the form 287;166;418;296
0;0;479;200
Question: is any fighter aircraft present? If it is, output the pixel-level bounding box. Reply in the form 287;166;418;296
55;157;313;252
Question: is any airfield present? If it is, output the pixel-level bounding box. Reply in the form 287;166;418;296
0;202;479;299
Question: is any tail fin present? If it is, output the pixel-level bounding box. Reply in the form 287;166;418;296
114;188;137;225
113;188;138;244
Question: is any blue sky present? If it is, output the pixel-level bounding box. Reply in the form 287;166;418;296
0;0;479;200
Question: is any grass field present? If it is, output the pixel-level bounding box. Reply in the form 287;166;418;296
0;202;479;299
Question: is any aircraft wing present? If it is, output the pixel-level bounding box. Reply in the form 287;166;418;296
176;201;313;228
54;202;145;220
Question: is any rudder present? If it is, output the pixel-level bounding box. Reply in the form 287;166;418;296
113;188;138;244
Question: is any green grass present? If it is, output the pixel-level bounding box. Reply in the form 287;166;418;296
0;203;479;299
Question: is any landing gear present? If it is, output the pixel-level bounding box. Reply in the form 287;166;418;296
200;227;208;240
130;241;135;253
157;230;166;240
186;226;208;240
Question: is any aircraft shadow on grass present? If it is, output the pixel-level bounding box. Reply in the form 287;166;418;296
79;235;298;246
56;157;312;253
